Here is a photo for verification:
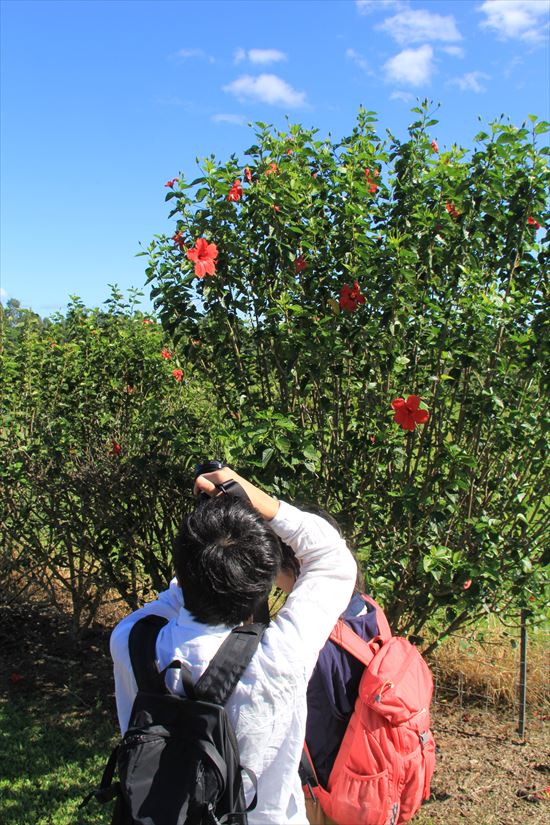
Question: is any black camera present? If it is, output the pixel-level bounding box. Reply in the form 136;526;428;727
193;460;226;480
194;460;251;504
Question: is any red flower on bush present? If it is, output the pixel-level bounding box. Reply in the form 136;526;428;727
527;216;541;229
272;204;281;213
286;148;292;156
244;166;252;183
172;368;183;382
125;385;135;395
431;140;439;153
463;579;472;590
186;238;218;278
365;168;378;193
445;201;460;221
142;318;154;325
265;162;278;176
391;395;429;431
339;281;365;312
165;178;178;188
227;179;243;202
173;230;186;249
294;255;307;274
110;439;122;456
161;348;172;360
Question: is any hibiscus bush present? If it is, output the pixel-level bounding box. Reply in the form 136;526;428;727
145;103;549;644
0;289;219;634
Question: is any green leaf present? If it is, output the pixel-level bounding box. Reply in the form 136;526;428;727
274;435;291;453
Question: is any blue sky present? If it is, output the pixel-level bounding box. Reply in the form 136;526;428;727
1;0;549;316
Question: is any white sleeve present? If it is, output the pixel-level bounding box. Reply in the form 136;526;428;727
265;501;357;677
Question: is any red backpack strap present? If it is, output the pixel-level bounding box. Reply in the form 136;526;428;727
329;620;383;668
360;594;392;642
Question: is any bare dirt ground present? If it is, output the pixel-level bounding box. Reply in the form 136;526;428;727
1;602;549;825
418;705;549;825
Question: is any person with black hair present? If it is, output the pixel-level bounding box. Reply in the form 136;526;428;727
110;466;357;825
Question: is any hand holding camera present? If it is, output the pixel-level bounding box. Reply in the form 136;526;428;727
193;460;279;521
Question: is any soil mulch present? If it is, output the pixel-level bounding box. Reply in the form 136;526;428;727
1;602;548;825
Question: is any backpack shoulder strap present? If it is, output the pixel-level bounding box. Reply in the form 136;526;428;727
361;594;392;642
194;622;266;705
329;619;384;669
128;614;169;694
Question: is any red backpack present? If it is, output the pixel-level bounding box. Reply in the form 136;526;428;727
309;595;435;825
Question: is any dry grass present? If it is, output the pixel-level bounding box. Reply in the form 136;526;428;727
429;617;549;710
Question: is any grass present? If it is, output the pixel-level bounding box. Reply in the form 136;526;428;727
0;697;115;825
429;616;549;708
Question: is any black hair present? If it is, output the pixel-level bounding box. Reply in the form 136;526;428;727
172;496;283;626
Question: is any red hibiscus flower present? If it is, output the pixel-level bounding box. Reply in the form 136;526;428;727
294;255;307;274
365;168;378;193
186;237;218;278
271;204;281;213
161;348;172;360
165;178;178;188
286;148;292;156
9;672;24;684
227;179;243;202
391;395;429;431
173;230;186;248
431;140;439;153
265;162;278;175
142;318;154;325
172;368;184;382
445;201;460;221
527;216;541;229
463;579;472;590
339;281;365;312
110;439;122;456
125;385;135;395
244;166;252;183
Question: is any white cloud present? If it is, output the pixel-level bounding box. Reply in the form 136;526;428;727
390;90;414;103
346;48;372;73
249;49;287;65
174;48;215;63
234;48;287;65
503;55;523;78
384;44;434;86
356;0;406;14
478;0;550;44
449;71;490;93
378;9;462;44
223;74;306;107
0;287;8;301
211;113;247;125
442;45;465;57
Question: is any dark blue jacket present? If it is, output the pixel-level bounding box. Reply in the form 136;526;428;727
305;592;379;788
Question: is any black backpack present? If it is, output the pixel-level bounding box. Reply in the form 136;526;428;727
83;614;266;825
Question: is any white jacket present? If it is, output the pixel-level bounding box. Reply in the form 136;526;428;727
110;500;357;824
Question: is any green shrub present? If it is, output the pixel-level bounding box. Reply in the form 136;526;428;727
0;289;220;634
145;104;549;644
